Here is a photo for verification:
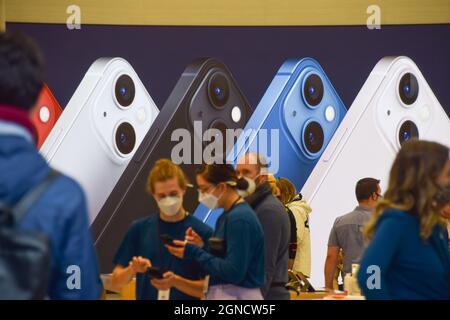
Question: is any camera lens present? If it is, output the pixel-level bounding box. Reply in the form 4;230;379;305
398;73;419;105
115;122;136;155
398;120;419;145
204;119;229;160
211;119;228;139
303;121;324;154
115;74;135;107
303;74;324;107
208;72;230;108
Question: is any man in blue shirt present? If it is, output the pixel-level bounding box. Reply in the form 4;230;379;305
0;32;102;299
112;159;213;299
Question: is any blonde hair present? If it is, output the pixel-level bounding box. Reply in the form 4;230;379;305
365;140;449;240
146;159;190;194
276;177;297;205
267;174;278;194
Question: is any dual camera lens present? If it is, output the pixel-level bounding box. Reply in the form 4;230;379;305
397;73;419;145
113;74;136;156
302;74;325;155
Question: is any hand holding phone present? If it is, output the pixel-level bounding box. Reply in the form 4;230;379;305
146;266;164;279
165;240;186;259
129;256;151;273
185;227;204;248
160;234;184;248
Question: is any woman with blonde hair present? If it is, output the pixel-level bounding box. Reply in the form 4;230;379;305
276;177;312;279
357;140;450;300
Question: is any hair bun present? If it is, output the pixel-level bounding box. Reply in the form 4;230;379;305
236;177;249;190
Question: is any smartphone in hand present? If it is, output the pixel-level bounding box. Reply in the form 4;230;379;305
146;266;164;279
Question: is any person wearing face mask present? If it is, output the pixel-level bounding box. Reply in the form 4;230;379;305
111;159;213;300
235;153;291;300
165;163;265;300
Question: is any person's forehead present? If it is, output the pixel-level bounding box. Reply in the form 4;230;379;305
154;177;179;192
237;153;258;165
236;161;258;171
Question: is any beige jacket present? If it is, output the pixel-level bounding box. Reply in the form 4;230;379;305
287;196;312;277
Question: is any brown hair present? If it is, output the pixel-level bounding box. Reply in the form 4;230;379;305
355;178;380;202
276;177;297;205
146;159;190;194
365;139;449;240
196;163;248;190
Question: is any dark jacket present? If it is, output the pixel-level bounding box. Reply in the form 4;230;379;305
246;182;290;300
0;119;102;299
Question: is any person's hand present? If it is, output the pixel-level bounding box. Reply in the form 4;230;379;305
129;256;151;273
165;240;186;259
185;227;204;248
150;272;177;291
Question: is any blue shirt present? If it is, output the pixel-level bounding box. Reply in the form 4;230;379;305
113;214;213;300
185;202;265;288
357;209;450;300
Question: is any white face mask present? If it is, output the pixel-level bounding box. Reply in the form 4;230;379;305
198;185;222;210
237;175;258;198
157;196;183;217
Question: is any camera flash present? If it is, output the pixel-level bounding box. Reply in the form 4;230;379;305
39;106;50;123
325;105;335;122
231;106;241;123
137;107;147;123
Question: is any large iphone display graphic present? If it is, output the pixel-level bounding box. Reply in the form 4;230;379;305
92;58;253;272
302;56;450;287
40;57;159;224
30;83;62;149
194;58;347;227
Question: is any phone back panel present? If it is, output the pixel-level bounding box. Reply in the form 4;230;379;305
40;58;159;224
92;58;253;273
195;58;347;227
30;83;62;149
301;56;450;288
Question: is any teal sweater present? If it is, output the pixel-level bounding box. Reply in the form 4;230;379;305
357;209;450;300
184;202;265;288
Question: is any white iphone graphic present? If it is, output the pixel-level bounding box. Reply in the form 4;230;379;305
301;56;450;288
40;57;159;223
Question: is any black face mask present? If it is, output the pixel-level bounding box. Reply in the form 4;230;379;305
435;185;450;207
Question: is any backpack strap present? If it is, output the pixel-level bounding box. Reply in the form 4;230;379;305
11;170;59;224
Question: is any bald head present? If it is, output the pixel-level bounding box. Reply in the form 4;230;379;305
236;152;269;184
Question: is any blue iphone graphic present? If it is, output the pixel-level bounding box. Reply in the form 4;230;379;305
194;58;347;227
